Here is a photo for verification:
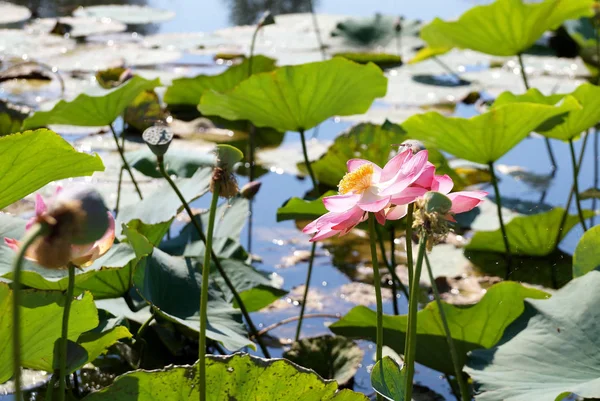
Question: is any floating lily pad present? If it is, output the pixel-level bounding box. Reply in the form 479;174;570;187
26;17;126;38
466;208;594;257
333;52;402;69
43;43;182;72
82;353;368;401
0;2;31;25
465;269;600;401
0;29;75;59
400;100;580;164
283;335;364;386
418;0;594;56
277;192;334;222
199;58;387;132
143;32;226;52
73;5;176;25
330;281;548;375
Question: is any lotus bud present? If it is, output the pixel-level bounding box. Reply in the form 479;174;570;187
240;181;261;199
143;125;174;157
258;10;275;27
394;17;403;33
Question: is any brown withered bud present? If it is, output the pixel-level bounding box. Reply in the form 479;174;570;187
240;181;261;199
211;167;239;199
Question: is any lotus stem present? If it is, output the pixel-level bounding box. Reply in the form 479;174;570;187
375;224;408;312
367;213;384;401
554;131;590;249
109;124;143;200
295;242;317;342
488;161;513;279
403;229;428;401
568;139;587;231
299;129;318;190
517;53;557;171
254;313;340;338
594;130;598;226
405;204;415;285
425;254;470;401
308;0;327;60
115;166;124;214
156;157;270;358
12;223;48;401
433;56;462;82
199;183;219;401
57;263;76;401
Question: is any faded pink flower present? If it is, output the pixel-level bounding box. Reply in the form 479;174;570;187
4;188;115;269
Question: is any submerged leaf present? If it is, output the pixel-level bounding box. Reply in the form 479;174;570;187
419;0;594;56
330;281;548;374
466;269;600;401
199;58;387;132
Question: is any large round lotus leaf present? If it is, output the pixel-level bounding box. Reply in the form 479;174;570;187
466;269;600;401
43;43;181;72
0;1;31;24
82;353;368;401
26;17;126;38
199;58;387;132
0;29;75;59
419;0;594;56
73;5;175;25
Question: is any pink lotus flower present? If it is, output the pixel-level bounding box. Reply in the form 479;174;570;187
303;149;429;241
4;189;115;269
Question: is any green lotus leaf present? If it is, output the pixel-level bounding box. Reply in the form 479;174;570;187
0;285;98;383
164;56;276;106
564;16;597;48
277;192;334;222
82;353;368;401
465;269;600;401
283;335;364;386
329;281;548;374
333;53;402;69
22;76;160;129
494;84;600;141
0;129;104;210
371;356;406;401
400;99;581;164
419;0;594;56
466;208;595;257
215;143;243;171
133;247;254;351
573;224;600;278
199;58;388;132
116;168;212;245
78;326;132;365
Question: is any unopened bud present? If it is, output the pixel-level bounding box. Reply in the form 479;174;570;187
258;10;275;27
143;125;173;157
240;181;261;199
400;139;426;154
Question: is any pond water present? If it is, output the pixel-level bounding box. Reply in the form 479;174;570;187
1;0;596;400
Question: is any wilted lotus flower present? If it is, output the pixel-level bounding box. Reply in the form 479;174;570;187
4;187;115;269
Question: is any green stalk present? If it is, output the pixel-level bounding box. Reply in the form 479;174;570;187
299;129;318;189
308;0;327;60
157;157;270;358
433;56;462;82
568;139;588;231
594;130;599;226
368;214;384;396
115;166;124;214
199;184;219;401
295;242;317;341
517;53;557;171
405;204;414;285
425;254;469;401
404;230;428;401
109;124;143;200
375;224;409;310
554;131;590;249
488;162;512;279
57;263;76;401
12;223;48;401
